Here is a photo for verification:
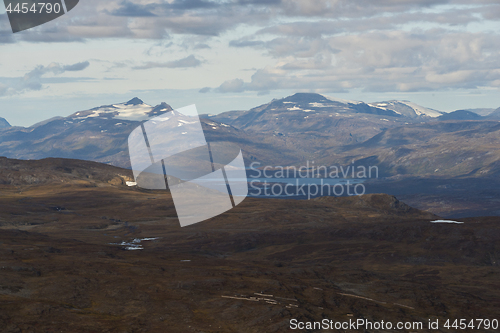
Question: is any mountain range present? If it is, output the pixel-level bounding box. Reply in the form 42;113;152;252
0;93;499;175
0;93;499;217
0;93;500;217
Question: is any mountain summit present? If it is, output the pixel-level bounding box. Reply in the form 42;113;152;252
124;97;145;106
68;99;172;122
0;117;10;129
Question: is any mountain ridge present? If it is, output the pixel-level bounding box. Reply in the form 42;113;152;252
0;93;498;179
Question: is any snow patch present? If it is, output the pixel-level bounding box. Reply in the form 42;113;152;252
431;220;464;224
324;96;363;104
309;102;329;108
72;100;171;121
110;237;161;251
400;101;442;118
178;119;197;124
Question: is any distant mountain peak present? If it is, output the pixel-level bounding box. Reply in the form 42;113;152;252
148;102;173;117
68;98;165;121
284;92;330;103
486;106;500;119
125;97;144;105
438;110;482;121
0;117;11;129
151;102;171;111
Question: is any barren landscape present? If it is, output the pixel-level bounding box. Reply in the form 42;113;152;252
0;158;498;332
2;0;500;331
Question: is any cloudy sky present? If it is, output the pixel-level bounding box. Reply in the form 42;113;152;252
1;0;499;126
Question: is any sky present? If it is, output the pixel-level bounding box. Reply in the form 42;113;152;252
0;0;499;126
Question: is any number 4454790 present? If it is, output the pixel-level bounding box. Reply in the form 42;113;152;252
5;2;62;14
444;319;498;330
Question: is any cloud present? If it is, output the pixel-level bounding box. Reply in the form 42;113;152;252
193;43;211;49
61;61;91;72
214;28;500;94
3;0;495;44
107;1;157;17
199;87;212;93
0;61;90;96
133;55;202;69
2;0;500;98
216;78;245;93
229;39;266;47
1;0;278;42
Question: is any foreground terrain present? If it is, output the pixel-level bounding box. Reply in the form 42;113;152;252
0;159;498;332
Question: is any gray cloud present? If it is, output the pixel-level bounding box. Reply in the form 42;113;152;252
203;1;500;95
215;28;500;94
229;39;266;47
108;1;157;17
4;0;494;43
0;61;90;96
215;78;245;93
199;87;212;93
133;55;202;70
193;43;211;49
2;0;499;98
61;61;91;71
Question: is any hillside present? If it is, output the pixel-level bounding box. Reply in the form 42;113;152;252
0;166;498;332
487;107;500;119
338;120;500;178
437;110;482;121
0;157;133;186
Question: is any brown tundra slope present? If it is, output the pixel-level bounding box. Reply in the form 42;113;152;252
0;158;498;332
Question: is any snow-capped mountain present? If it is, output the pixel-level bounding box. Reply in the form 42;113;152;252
0;98;243;168
68;97;173;122
208;94;444;133
216;93;403;131
0;93;497;176
368;100;443;118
